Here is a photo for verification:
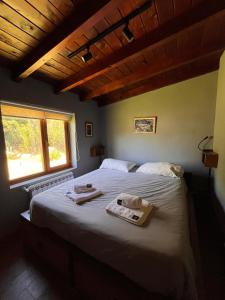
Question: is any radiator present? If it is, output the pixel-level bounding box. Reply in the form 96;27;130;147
24;171;74;198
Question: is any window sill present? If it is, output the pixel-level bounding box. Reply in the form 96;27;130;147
10;167;77;190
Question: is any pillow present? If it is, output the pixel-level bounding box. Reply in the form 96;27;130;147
136;162;184;178
99;158;136;173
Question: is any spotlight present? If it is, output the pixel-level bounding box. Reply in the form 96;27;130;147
122;24;134;43
81;47;92;63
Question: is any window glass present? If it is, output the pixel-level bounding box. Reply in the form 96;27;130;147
47;119;67;168
2;116;44;180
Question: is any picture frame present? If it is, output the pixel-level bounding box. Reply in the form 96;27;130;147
85;121;93;137
134;117;157;134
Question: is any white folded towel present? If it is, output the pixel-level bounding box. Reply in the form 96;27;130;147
106;198;154;226
65;190;102;204
116;193;142;209
74;184;96;194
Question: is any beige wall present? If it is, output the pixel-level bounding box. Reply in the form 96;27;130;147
213;51;225;210
101;72;218;176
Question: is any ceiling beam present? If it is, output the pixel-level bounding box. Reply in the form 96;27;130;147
58;0;225;93
14;0;123;79
97;51;222;106
82;43;225;100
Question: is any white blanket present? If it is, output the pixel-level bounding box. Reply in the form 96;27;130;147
30;169;196;300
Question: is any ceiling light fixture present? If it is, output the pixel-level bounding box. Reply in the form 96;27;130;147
122;23;134;43
67;0;152;60
81;47;92;63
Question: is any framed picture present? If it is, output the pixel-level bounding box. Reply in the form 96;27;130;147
85;122;93;137
134;117;157;134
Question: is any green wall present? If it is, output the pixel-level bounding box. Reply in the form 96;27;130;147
101;72;218;176
213;51;225;210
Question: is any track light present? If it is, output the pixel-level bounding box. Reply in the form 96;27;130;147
67;1;152;59
122;24;134;43
81;47;92;63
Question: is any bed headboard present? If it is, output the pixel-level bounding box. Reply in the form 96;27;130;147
24;171;74;198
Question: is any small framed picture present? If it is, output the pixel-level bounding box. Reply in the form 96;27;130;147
85;122;93;137
134;117;157;134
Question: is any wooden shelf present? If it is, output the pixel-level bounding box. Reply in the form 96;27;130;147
202;150;218;168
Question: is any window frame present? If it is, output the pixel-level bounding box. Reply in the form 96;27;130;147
1;106;72;184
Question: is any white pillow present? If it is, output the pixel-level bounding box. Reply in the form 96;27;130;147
99;158;136;173
136;162;184;178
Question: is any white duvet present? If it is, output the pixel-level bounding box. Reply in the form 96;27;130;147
30;169;197;300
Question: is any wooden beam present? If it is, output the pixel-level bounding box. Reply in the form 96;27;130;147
98;50;222;106
58;0;225;93
14;0;123;79
83;43;225;100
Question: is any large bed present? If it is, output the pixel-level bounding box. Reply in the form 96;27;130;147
29;168;197;300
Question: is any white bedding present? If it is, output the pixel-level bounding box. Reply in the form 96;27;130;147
30;169;197;300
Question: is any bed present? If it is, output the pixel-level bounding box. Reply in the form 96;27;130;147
28;168;197;300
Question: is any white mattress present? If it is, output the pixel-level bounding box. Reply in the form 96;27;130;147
30;169;197;300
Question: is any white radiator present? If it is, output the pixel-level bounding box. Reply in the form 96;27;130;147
24;171;74;198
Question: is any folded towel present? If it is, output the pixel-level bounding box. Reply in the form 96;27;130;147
65;190;102;204
74;184;96;194
106;198;154;226
116;193;142;209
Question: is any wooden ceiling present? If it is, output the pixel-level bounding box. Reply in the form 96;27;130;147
0;0;225;106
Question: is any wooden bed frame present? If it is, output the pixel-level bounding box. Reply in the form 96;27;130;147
21;210;171;300
20;174;201;300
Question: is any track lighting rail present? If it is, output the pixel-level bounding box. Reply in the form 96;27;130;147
68;0;152;60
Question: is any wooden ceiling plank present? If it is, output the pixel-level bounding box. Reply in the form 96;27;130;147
95;18;123;51
15;0;122;79
98;51;221;106
154;0;174;24
105;8;128;47
0;17;38;46
135;0;159;33
26;0;64;24
70;34;103;68
0;2;46;41
0;28;33;53
60;46;85;69
58;0;225;92
118;1;147;69
83;44;225;99
3;0;55;32
54;53;81;73
201;14;225;51
38;66;63;80
177;23;204;57
0;48;19;61
0;40;24;58
40;64;68;79
119;1;145;38
83;26;124;80
48;0;74;17
45;59;75;76
173;0;191;16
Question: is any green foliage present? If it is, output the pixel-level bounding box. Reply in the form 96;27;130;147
2;117;66;160
47;119;65;153
2;116;41;155
49;148;61;161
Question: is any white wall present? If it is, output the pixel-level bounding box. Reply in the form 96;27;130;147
101;72;218;176
0;66;100;238
213;51;225;211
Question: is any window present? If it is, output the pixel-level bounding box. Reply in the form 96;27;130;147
1;104;72;184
